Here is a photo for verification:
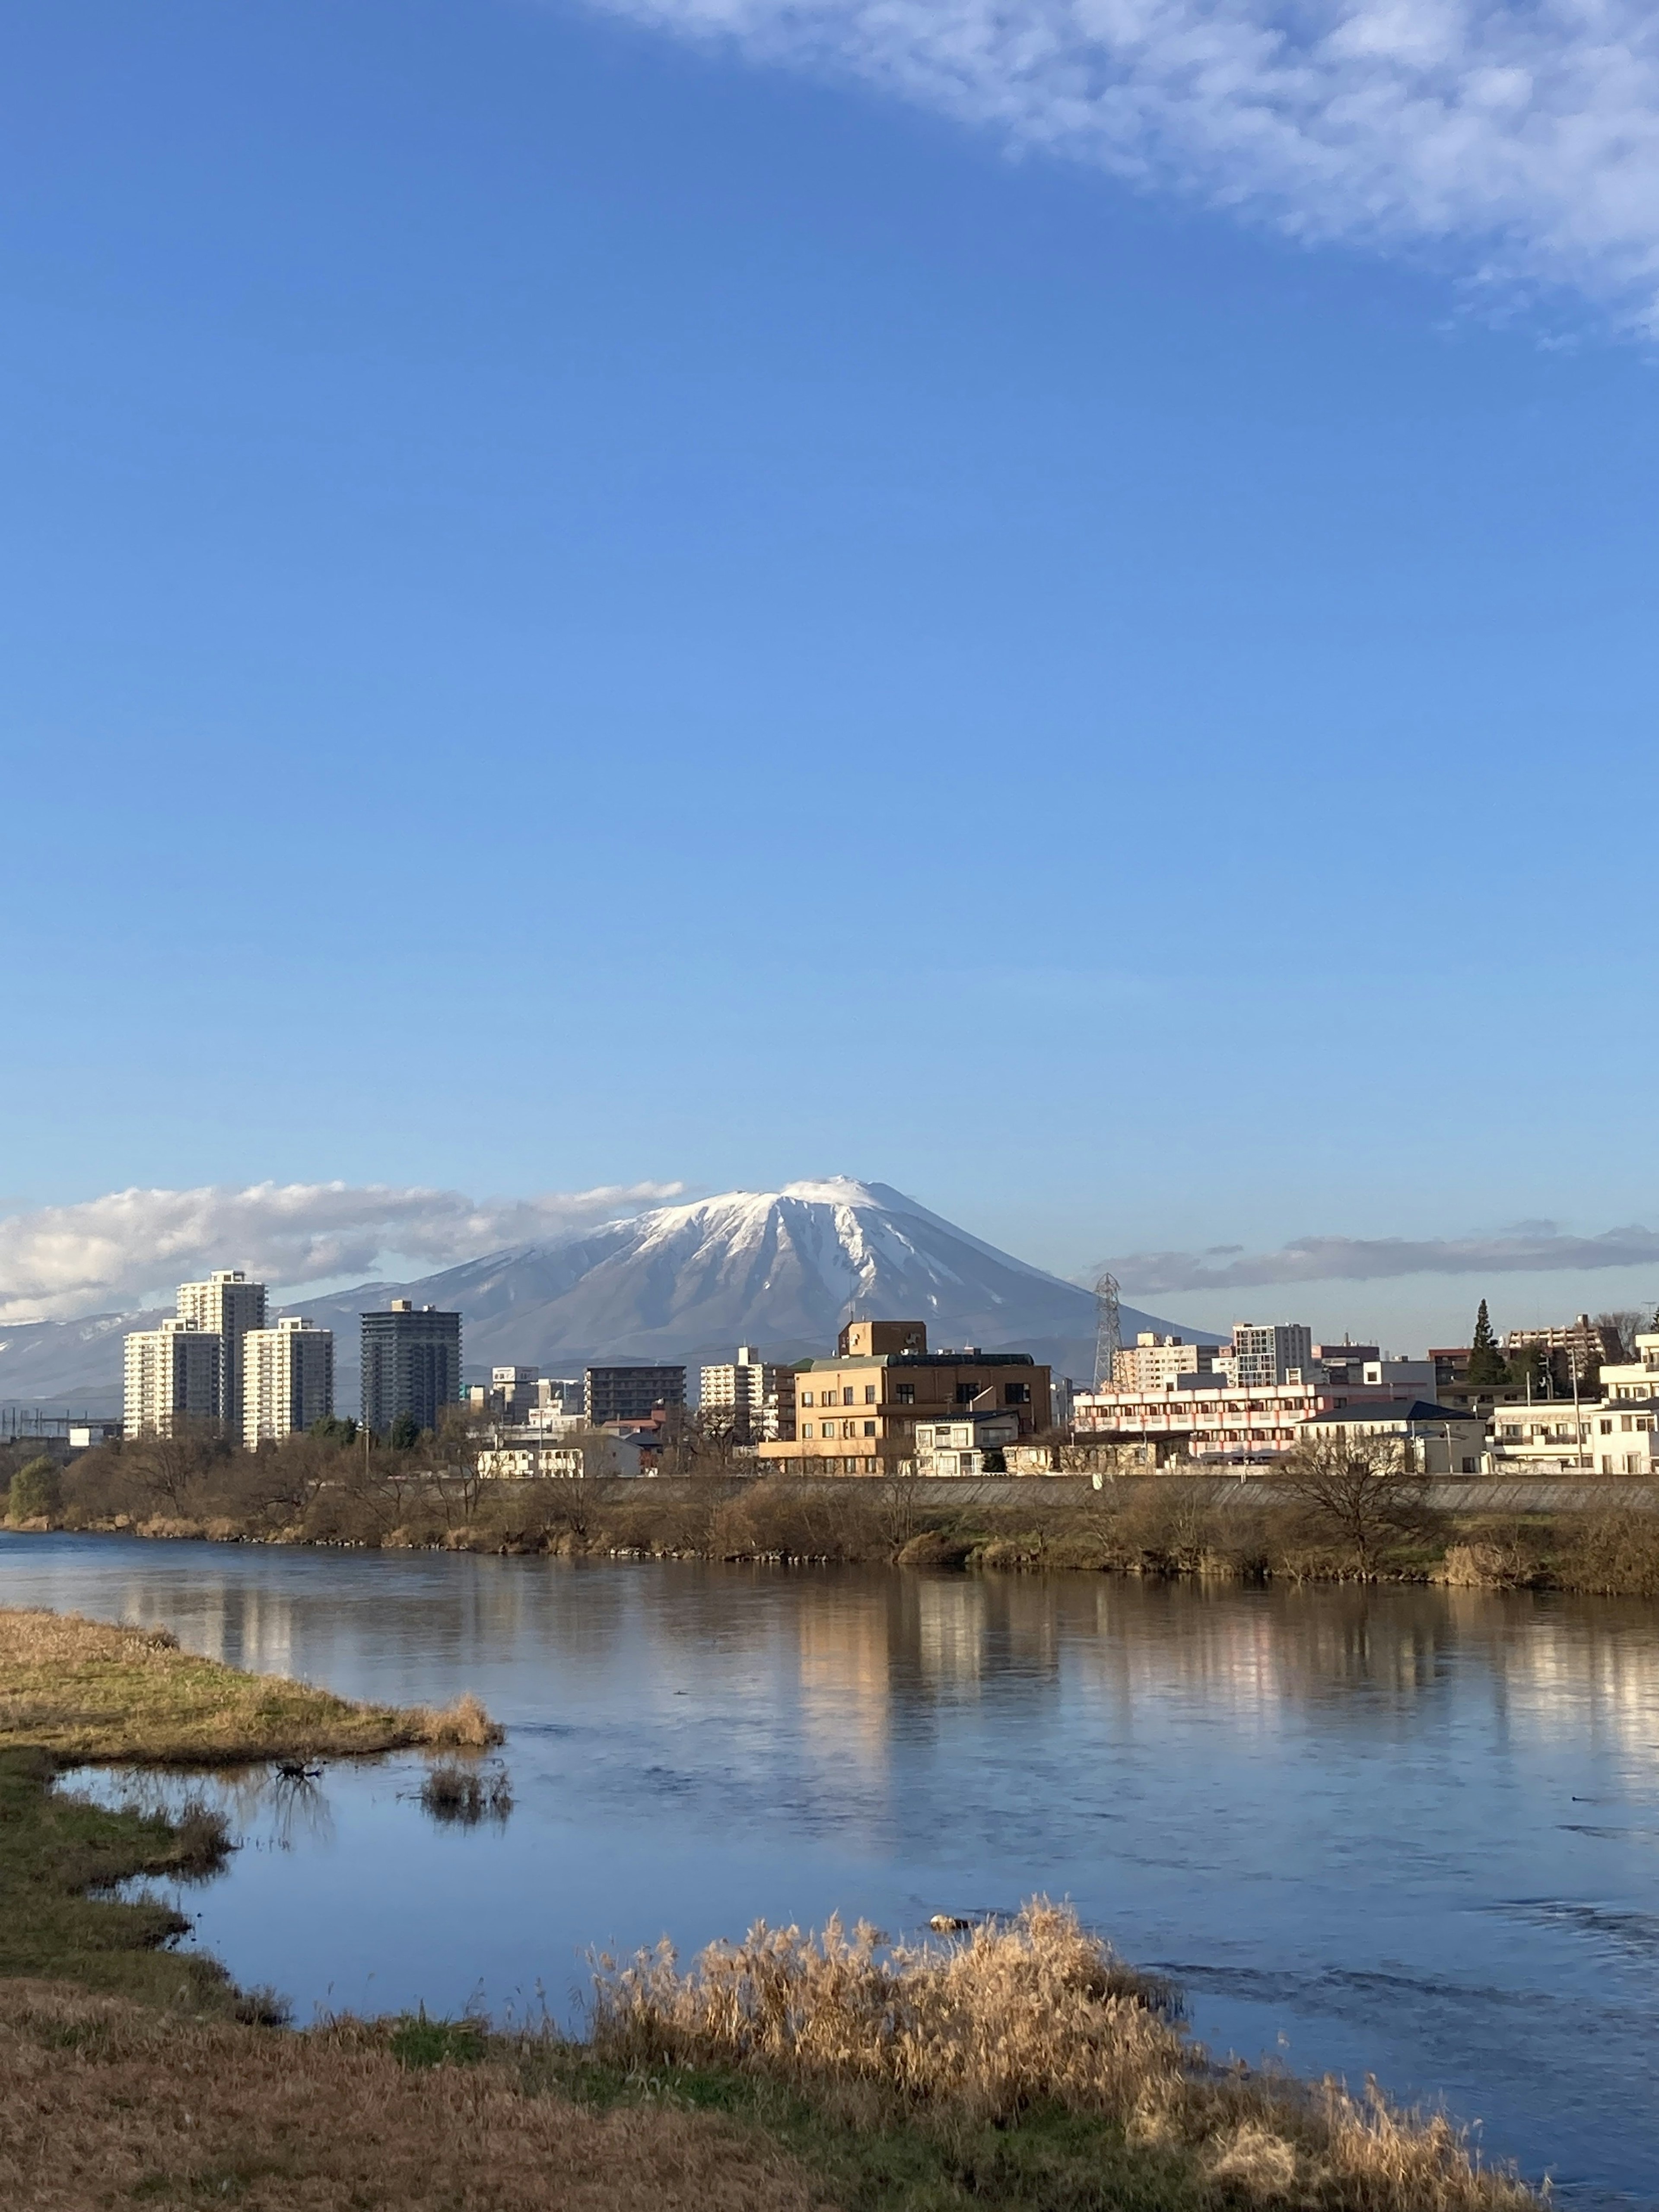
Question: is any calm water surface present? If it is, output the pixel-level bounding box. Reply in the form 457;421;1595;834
6;1534;1658;2207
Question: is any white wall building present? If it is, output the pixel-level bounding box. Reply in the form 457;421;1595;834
912;1411;1020;1477
1112;1334;1221;1391
478;1430;645;1479
1223;1322;1314;1388
699;1345;798;1442
176;1270;267;1434
1301;1401;1487;1475
243;1317;334;1446
123;1319;222;1437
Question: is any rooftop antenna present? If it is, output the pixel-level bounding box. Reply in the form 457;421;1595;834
1093;1271;1122;1390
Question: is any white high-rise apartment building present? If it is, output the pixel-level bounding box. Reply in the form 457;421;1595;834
699;1345;797;1442
176;1270;267;1434
123;1319;222;1437
1224;1322;1314;1389
242;1317;334;1446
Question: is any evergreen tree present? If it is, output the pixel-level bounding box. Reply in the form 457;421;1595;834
1467;1298;1508;1386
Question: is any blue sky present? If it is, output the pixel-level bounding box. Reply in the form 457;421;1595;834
3;0;1658;1351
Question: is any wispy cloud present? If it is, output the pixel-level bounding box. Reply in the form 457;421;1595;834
587;0;1659;329
1111;1223;1659;1294
0;1181;683;1323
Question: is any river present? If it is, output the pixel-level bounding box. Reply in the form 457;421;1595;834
5;1532;1657;2207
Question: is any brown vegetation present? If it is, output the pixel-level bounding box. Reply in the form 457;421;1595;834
0;1979;825;2212
0;1608;500;1764
588;1901;1535;2209
19;1427;1659;1593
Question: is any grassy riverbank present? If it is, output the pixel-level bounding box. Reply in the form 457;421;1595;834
0;1605;499;2017
0;1606;500;1763
0;1906;1538;2210
19;1435;1659;1594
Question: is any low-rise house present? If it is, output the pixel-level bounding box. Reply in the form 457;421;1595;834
477;1429;646;1479
1300;1401;1487;1475
912;1411;1020;1477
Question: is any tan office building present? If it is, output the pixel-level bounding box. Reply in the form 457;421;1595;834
756;1321;1051;1475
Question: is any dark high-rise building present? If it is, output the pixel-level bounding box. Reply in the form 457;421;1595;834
584;1363;686;1426
361;1301;463;1435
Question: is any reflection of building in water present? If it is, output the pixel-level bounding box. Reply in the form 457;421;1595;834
914;1578;987;1693
795;1588;896;1760
1474;1605;1659;1766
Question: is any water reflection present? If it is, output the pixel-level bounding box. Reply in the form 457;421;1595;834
10;1536;1659;2207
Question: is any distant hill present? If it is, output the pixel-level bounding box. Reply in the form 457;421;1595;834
0;1179;1215;1413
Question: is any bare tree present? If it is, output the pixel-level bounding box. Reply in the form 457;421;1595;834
123;1418;229;1515
1270;1432;1435;1576
1597;1310;1649;1365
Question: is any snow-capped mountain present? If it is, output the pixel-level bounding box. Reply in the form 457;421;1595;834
0;1179;1210;1410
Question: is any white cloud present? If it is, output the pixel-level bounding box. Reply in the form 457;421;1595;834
584;0;1659;328
0;1180;684;1323
1110;1222;1659;1293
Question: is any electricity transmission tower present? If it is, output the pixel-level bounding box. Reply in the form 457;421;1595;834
1093;1272;1122;1390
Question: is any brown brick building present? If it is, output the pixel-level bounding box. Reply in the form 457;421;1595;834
755;1320;1052;1475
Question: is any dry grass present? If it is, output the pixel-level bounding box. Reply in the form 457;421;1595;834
421;1759;515;1823
589;1902;1537;2210
0;1980;826;2212
0;1608;501;1764
591;1901;1182;2127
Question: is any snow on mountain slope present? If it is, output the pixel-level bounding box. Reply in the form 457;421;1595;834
0;1179;1212;1408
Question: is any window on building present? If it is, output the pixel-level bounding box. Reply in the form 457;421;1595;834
1004;1382;1030;1405
895;1382;915;1405
842;1387;855;1405
862;1420;876;1437
955;1384;977;1405
864;1386;877;1403
800;1390;813;1406
801;1423;814;1439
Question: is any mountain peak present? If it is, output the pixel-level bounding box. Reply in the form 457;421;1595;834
0;1179;1211;1410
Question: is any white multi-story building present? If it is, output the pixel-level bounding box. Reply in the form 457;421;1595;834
912;1411;1020;1476
242;1317;334;1446
176;1270;268;1434
699;1345;798;1442
467;1366;543;1423
1488;1332;1659;1474
123;1319;222;1437
1223;1322;1314;1389
1112;1334;1221;1392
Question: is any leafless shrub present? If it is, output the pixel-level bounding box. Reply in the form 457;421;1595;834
1551;1501;1659;1596
1269;1434;1438;1577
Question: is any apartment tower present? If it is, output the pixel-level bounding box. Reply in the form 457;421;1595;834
176;1270;268;1435
122;1319;222;1437
360;1301;462;1436
243;1317;335;1446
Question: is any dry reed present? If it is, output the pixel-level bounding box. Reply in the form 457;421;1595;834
590;1900;1538;2209
420;1759;514;1823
